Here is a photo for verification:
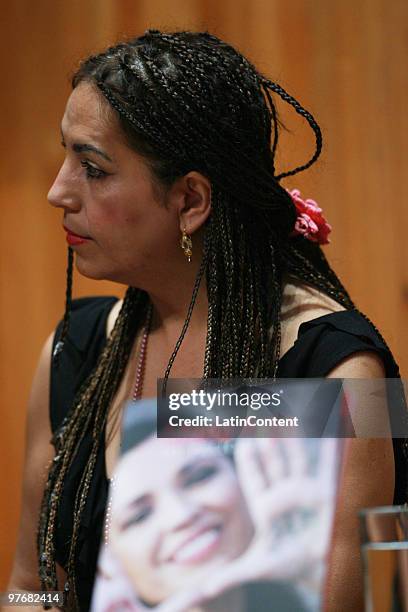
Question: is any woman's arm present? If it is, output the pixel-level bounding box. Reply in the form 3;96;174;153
324;351;395;612
3;332;66;611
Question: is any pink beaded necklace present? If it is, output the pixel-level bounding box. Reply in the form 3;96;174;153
104;303;153;545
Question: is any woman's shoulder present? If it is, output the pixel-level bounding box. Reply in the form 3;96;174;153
280;276;347;357
279;277;400;377
50;296;120;434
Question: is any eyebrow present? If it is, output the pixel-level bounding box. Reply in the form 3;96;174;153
72;143;113;162
60;129;113;162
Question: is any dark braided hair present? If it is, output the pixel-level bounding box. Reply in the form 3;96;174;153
38;30;405;608
51;247;73;365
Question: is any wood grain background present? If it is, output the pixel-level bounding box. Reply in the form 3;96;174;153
1;0;407;588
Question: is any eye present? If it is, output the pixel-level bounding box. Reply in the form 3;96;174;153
80;160;107;180
121;506;152;530
183;465;218;488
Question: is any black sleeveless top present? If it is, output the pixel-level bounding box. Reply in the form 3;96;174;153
50;297;407;611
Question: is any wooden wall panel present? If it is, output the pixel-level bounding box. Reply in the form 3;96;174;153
1;0;406;588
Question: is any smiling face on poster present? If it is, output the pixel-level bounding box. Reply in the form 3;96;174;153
111;438;254;602
91;400;343;612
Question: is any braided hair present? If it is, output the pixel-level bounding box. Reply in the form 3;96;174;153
38;30;402;608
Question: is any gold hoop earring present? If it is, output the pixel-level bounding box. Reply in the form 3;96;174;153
180;227;192;262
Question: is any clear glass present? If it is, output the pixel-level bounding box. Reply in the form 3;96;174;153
359;505;408;612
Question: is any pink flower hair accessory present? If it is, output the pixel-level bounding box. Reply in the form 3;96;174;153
287;188;332;245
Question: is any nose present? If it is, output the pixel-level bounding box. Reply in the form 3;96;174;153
160;492;201;532
47;159;81;212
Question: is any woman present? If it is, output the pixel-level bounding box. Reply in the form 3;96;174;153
6;29;405;612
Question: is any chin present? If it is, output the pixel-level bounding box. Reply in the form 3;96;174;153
74;254;145;288
74;256;112;282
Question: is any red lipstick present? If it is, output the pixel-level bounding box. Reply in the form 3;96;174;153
64;226;91;246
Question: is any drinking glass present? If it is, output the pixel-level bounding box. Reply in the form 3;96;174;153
360;505;408;612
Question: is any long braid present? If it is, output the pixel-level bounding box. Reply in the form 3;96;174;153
161;244;208;395
260;78;323;180
38;288;148;608
39;30;407;608
52;247;73;365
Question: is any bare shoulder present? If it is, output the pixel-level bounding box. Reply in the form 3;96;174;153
280;274;346;357
327;350;386;378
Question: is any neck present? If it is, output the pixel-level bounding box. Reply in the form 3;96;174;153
125;232;208;337
143;245;209;339
148;276;208;336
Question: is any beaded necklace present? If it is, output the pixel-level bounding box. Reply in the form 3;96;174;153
103;303;153;546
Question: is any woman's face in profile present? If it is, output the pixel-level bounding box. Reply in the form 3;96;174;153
110;439;254;605
47;82;180;286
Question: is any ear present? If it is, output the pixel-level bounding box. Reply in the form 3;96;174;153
169;171;212;234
